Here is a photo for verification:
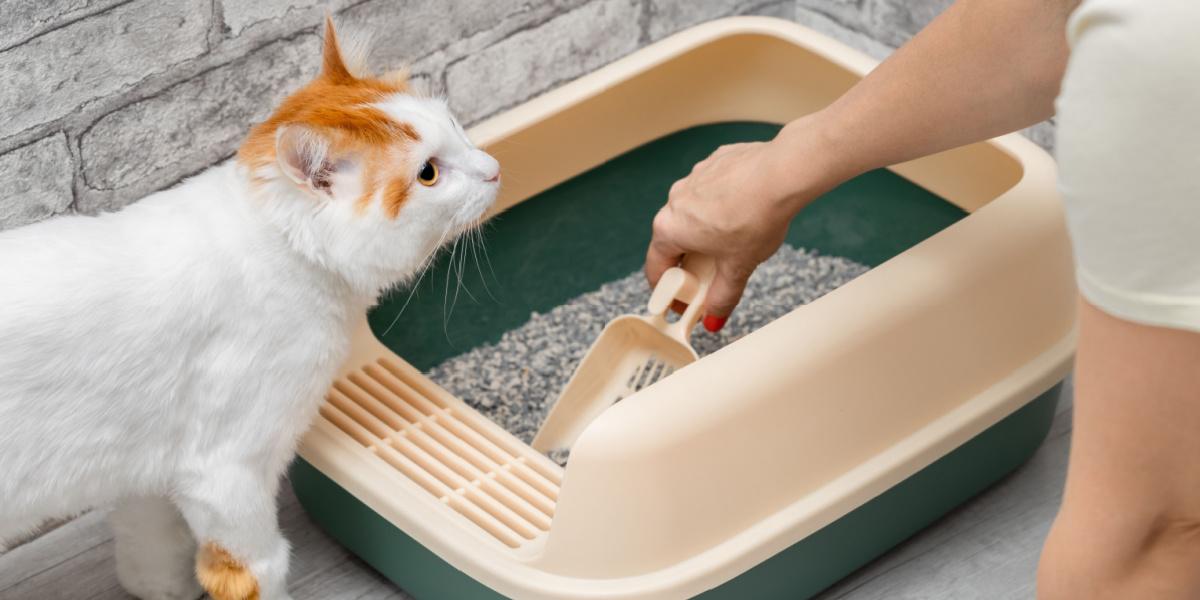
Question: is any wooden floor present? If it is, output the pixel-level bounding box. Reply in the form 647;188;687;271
0;378;1073;600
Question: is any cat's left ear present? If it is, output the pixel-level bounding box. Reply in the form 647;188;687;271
321;16;357;84
276;125;342;197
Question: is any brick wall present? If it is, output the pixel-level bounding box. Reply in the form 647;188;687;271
0;0;1053;231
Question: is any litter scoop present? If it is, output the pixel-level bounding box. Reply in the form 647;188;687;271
532;254;717;454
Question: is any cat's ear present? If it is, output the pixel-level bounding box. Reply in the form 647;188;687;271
275;125;337;196
321;16;356;84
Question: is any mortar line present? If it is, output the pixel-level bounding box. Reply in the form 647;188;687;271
0;0;139;53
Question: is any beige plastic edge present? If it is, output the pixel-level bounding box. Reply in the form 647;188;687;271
297;16;1076;600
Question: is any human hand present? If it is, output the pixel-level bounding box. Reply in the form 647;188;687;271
645;117;843;331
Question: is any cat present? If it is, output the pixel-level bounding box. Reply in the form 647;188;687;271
0;18;499;600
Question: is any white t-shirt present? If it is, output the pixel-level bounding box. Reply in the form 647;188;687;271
1056;0;1200;333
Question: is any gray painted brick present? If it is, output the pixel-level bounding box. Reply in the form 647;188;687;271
794;7;893;60
0;0;1026;231
78;34;321;213
1022;120;1056;153
795;0;863;29
445;0;642;124
0;0;209;142
220;0;360;38
0;0;127;51
0;134;73;230
222;0;323;37
338;0;589;77
647;0;795;41
864;0;951;47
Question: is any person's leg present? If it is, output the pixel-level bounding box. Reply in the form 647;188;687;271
1041;0;1200;594
1038;301;1200;599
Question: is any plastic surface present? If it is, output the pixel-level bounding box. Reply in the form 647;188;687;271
368;122;968;371
532;254;716;453
291;382;1062;599
293;16;1077;600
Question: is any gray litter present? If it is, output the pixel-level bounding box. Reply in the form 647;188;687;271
426;245;869;464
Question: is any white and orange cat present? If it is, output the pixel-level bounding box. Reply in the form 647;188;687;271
0;19;499;600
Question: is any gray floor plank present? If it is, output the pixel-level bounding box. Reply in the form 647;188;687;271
0;509;126;600
816;402;1072;600
0;485;414;600
1;382;1073;600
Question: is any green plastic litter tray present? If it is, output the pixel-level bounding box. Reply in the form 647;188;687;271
290;16;1076;600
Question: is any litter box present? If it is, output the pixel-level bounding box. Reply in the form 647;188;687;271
290;16;1076;600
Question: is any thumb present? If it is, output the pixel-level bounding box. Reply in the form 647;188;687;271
701;263;752;332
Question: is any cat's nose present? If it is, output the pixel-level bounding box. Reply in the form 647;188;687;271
475;151;500;183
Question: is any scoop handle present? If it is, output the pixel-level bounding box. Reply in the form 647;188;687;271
646;254;717;340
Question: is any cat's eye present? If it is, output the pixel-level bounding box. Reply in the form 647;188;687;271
417;161;439;186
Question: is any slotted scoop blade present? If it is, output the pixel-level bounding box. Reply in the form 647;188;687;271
532;255;716;454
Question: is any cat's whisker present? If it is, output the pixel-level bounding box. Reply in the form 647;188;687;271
380;223;456;338
451;230;478;307
442;237;460;341
459;241;479;303
479;221;501;287
380;262;432;338
468;227;498;303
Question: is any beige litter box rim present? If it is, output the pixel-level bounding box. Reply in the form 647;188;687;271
297;16;1076;600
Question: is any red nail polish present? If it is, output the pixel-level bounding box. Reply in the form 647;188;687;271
703;315;727;332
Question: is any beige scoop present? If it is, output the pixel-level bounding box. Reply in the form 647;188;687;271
532;254;717;454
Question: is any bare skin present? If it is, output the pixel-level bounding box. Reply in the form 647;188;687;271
646;0;1074;320
647;0;1200;597
1041;301;1200;599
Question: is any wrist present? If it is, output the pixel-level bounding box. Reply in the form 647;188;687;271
768;110;862;215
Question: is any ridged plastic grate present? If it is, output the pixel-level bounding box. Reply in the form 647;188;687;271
318;356;563;548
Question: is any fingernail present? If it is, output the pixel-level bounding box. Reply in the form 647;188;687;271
703;315;727;332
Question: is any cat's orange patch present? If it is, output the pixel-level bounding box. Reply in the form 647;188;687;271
352;146;415;217
383;173;412;219
196;542;260;600
239;16;418;218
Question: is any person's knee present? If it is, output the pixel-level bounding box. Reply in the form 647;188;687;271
1039;507;1200;599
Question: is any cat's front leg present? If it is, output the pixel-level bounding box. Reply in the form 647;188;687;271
111;496;204;600
176;465;293;600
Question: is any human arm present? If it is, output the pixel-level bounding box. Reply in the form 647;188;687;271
646;0;1079;327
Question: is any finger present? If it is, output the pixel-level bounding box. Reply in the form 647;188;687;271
691;147;726;174
645;213;685;288
668;178;686;198
645;240;684;287
701;263;753;332
711;144;739;157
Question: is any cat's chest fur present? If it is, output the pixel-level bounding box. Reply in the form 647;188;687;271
0;163;364;514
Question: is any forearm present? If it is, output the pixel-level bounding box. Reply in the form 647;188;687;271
771;0;1078;203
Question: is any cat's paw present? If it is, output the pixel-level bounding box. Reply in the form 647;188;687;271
196;542;261;600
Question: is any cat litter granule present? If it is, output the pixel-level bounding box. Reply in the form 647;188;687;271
426;246;869;464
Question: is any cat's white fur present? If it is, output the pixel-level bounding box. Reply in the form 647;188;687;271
0;67;499;599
